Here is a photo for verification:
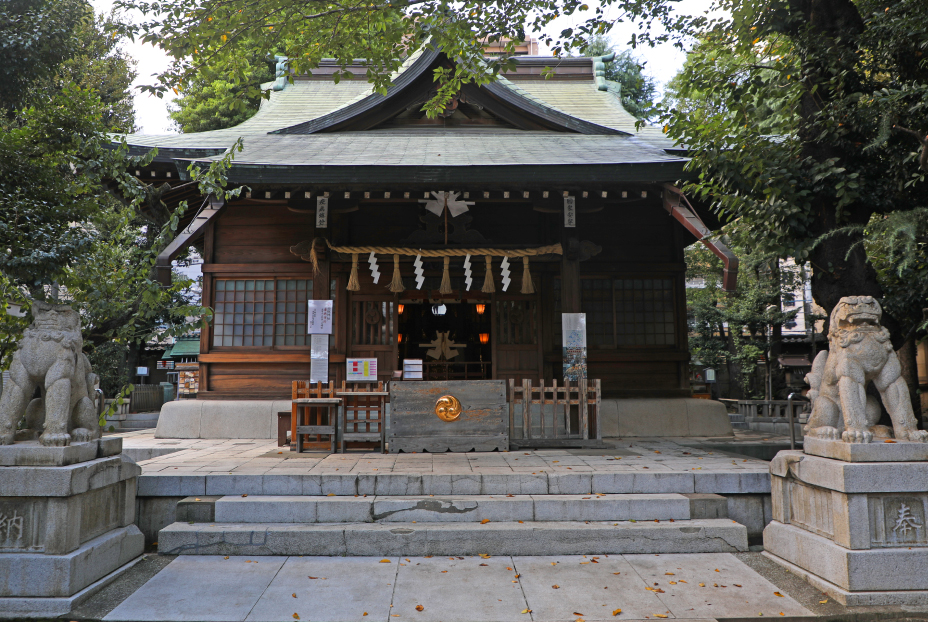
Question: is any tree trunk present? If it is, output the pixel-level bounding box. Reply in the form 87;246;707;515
897;337;922;427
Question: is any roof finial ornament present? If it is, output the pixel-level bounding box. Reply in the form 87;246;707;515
273;55;289;91
592;52;616;91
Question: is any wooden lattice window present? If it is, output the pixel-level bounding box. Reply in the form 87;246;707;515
614;278;676;346
213;278;312;347
554;276;677;348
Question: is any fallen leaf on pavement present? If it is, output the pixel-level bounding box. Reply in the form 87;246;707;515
292;614;299;620
734;584;742;587
521;609;532;614
242;494;248;497
572;613;584;616
665;572;675;575
380;559;391;563
292;593;297;598
224;556;229;560
774;592;784;597
819;600;828;604
669;581;677;585
479;553;491;557
699;583;706;587
481;519;491;524
552;585;560;589
479;563;488;566
612;609;622;616
655;615;668;619
416;605;424;612
679;580;687;583
613;572;621;575
308;576;318;579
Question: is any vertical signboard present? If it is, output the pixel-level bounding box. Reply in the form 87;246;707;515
306;300;333;334
307;299;333;384
315;196;329;228
562;313;587;380
564;196;576;228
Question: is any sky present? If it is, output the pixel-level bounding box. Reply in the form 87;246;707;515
89;0;716;135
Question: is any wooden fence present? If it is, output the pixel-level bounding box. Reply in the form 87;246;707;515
508;379;601;448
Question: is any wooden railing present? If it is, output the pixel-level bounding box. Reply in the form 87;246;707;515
508;379;601;447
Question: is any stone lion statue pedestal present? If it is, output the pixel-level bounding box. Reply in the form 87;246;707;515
0;303;144;619
763;296;928;606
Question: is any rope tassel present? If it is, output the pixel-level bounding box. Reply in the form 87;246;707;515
389;254;405;293
439;257;452;294
482;256;495;293
347;253;360;291
521;257;535;294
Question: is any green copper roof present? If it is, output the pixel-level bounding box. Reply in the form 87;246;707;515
166;338;200;358
120;50;686;181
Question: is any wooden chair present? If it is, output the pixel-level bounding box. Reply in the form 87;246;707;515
337;380;388;453
291;381;341;453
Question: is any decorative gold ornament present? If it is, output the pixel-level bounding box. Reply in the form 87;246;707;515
435;395;462;422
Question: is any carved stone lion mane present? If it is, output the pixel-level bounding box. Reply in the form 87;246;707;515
0;301;102;446
804;296;927;444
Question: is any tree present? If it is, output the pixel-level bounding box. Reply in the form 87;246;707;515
0;2;233;389
658;0;928;351
686;243;800;399
582;35;658;120
170;48;275;132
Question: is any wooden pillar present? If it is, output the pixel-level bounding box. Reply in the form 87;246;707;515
560;234;581;314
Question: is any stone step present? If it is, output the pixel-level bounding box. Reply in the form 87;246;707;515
208;493;728;524
731;422;750;430
138;469;771;497
158;519;748;556
728;414;745;422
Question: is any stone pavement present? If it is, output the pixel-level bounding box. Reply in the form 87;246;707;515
98;553;813;621
116;430;773;480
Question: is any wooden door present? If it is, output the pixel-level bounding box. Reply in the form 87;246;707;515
493;294;543;383
347;295;398;382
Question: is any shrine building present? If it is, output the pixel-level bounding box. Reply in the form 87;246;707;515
121;46;736;438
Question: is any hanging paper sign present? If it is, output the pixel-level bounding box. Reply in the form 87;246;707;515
306;300;333;334
463;254;473;291
413;255;425;290
310;334;329;383
564;196;576;228
562;312;587;380
315;196;329;228
368;252;380;284
500;257;511;292
347;358;378;382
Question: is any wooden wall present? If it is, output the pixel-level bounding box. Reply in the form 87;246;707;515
197;190;693;400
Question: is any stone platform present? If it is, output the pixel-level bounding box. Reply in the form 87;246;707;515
0;437;145;619
764;440;928;605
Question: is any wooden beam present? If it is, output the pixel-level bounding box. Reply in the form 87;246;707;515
156;196;224;285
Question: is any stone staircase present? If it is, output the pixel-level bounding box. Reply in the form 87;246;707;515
158;492;748;556
112;411;161;432
727;413;749;430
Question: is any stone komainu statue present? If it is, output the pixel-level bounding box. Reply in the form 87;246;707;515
804;295;928;444
0;301;102;446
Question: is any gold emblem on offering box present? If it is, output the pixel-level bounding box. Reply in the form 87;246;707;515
435;395;462;422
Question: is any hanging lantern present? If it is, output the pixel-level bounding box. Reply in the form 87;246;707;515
475;303;486;316
397;303;405;315
397;333;403;344
479;333;490;344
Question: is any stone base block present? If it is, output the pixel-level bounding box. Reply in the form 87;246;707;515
0;554;143;619
158;519;748;556
602;398;733;437
763;551;928;606
156;399;293;439
803;436;928;462
0;525;144;597
763;520;928;592
0;437;122;467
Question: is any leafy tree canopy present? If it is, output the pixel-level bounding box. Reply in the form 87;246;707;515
170;46;275;132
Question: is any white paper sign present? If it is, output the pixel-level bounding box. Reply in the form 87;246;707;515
315;196;329;228
311;334;329;358
310;359;328;383
564;196;576;228
347;358;378;382
306;300;333;334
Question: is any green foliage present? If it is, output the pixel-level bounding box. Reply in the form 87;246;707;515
86;341;129;398
0;276;30;371
582;35;658;120
99;384;134;428
112;0;710;118
686;243;801;398
0;0;90;112
170;48;274;132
